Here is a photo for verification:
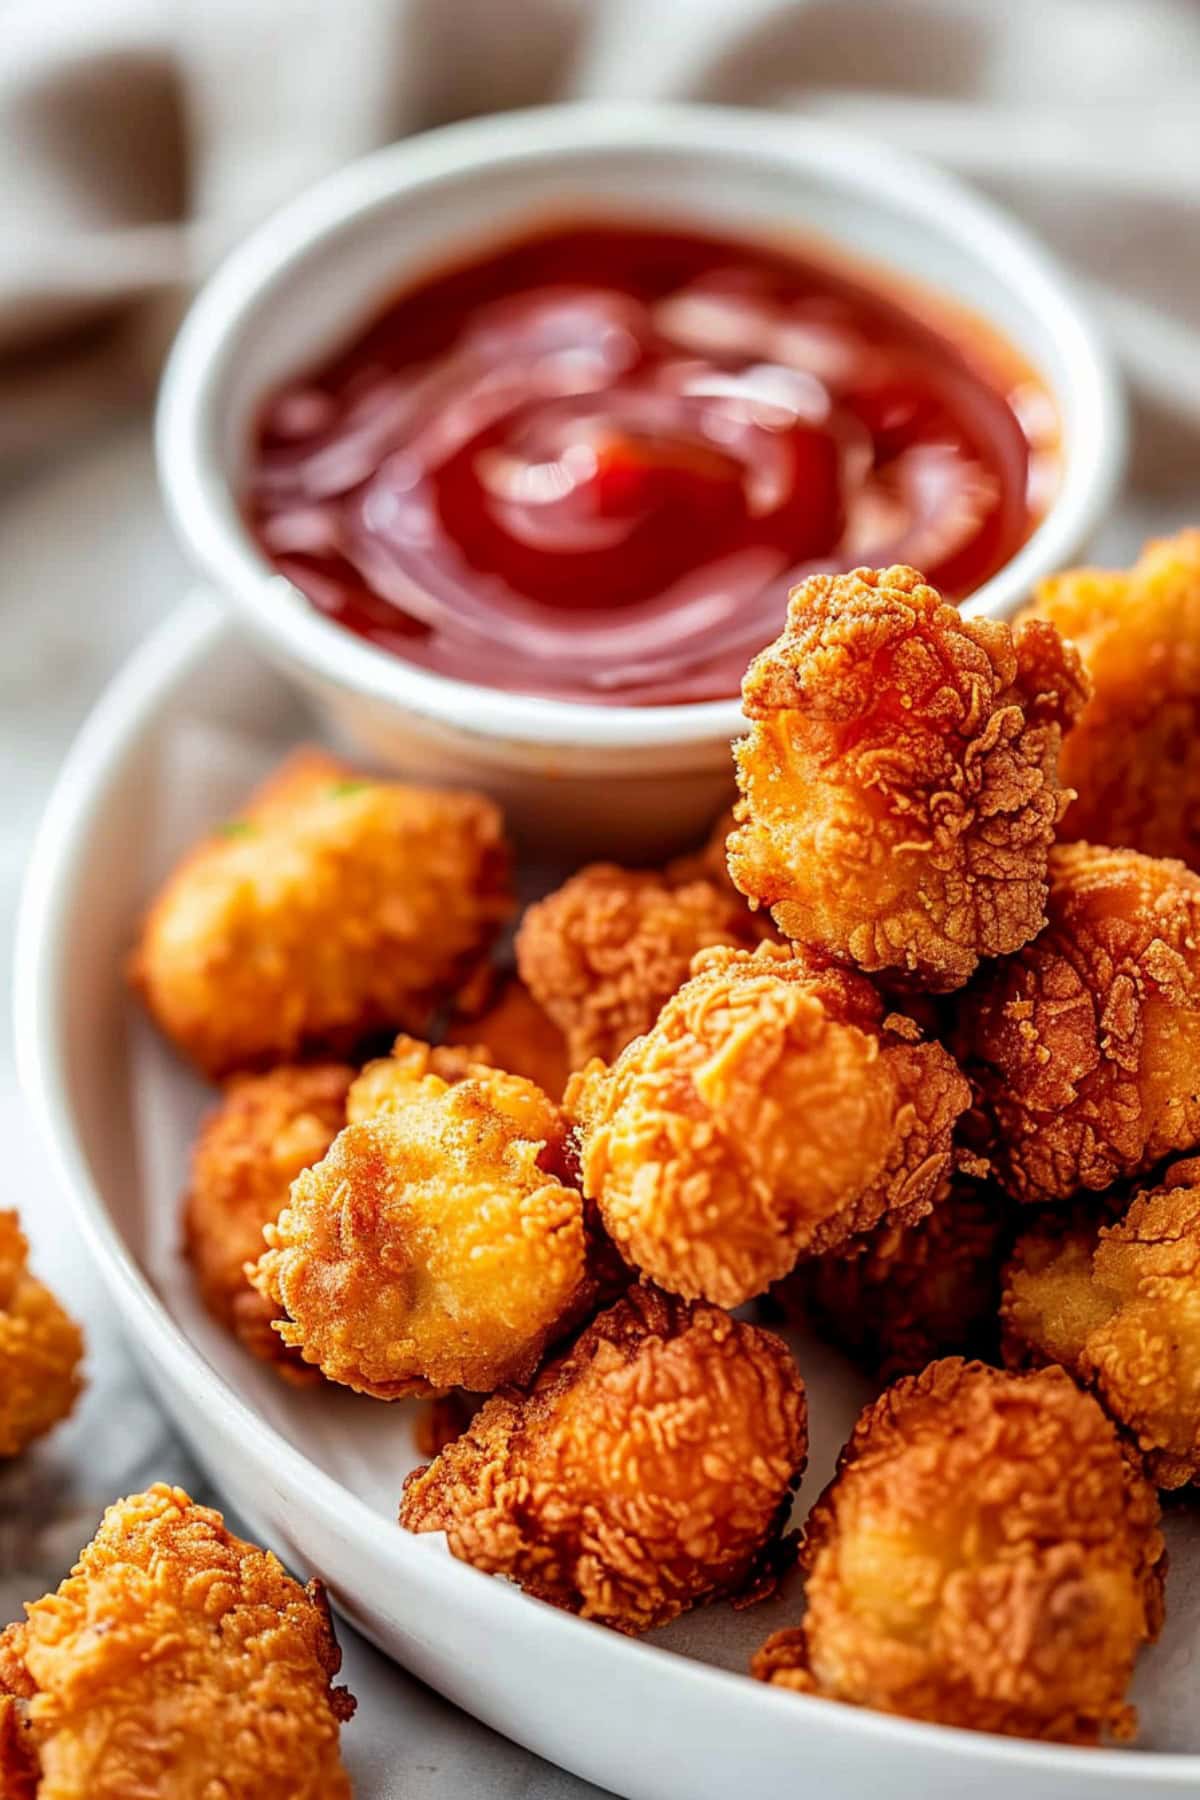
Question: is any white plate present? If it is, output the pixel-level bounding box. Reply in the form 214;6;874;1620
16;595;1200;1800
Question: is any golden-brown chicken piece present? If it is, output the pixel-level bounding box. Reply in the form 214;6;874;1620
729;565;1087;992
1025;531;1200;866
183;1063;354;1381
779;1175;1010;1378
516;860;765;1070
0;1212;83;1458
1003;1156;1200;1488
130;747;512;1077
250;1049;587;1397
0;1484;354;1798
401;1285;807;1634
953;841;1200;1203
754;1359;1165;1744
443;977;570;1100
568;942;969;1307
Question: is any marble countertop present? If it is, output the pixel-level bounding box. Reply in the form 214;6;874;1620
0;417;606;1800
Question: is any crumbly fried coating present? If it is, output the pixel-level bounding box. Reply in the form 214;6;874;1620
516;861;765;1070
183;1063;354;1382
567;942;969;1307
729;565;1087;992
250;1052;587;1397
952;841;1200;1203
753;1359;1165;1743
780;1175;1010;1378
401;1285;807;1634
0;1212;83;1459
130;747;513;1077
343;1034;493;1125
443;977;571;1100
1026;531;1200;866
0;1484;353;1798
1003;1156;1200;1488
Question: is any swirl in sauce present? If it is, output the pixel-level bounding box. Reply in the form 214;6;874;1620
248;222;1057;704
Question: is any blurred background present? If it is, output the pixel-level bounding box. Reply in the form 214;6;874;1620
2;2;1198;1792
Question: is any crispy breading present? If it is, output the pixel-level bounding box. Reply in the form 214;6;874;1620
516;861;766;1070
952;842;1200;1203
1026;531;1200;866
567;942;969;1307
753;1359;1165;1744
343;1035;493;1125
0;1212;83;1459
400;1286;807;1634
250;1056;587;1397
130;747;513;1077
443;976;571;1099
1003;1156;1200;1488
780;1175;1010;1378
183;1063;353;1382
729;565;1087;992
0;1485;353;1799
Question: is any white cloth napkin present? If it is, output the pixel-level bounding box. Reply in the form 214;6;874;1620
4;0;1200;478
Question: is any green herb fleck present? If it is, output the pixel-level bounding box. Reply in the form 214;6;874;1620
329;779;370;797
217;819;255;839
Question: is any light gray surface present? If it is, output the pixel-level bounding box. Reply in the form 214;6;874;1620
0;414;1191;1796
0;418;609;1800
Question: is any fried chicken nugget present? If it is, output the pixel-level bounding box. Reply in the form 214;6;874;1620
953;842;1200;1203
753;1359;1165;1744
183;1063;354;1382
567;942;969;1307
779;1174;1010;1378
249;1047;587;1396
729;565;1087;992
0;1484;354;1798
130;747;513;1077
516;860;765;1070
400;1285;807;1634
1003;1156;1200;1489
0;1212;83;1458
1026;531;1200;866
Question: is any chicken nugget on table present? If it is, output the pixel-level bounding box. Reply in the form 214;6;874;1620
516;857;767;1072
754;1359;1165;1744
568;941;969;1307
0;1484;354;1799
0;1211;83;1459
1003;1154;1200;1489
952;841;1200;1203
1024;529;1200;866
401;1285;808;1635
131;747;513;1077
250;1041;590;1397
729;564;1087;992
182;1062;354;1381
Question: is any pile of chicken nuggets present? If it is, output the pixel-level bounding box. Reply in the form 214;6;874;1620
8;530;1200;1788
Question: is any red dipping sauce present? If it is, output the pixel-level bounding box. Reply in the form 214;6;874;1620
248;221;1057;705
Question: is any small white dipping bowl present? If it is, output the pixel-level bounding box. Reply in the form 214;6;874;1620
157;102;1124;853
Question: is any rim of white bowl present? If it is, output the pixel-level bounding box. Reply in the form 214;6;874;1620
15;593;1198;1786
157;101;1125;756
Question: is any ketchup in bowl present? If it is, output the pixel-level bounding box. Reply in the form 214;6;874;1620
248;221;1057;705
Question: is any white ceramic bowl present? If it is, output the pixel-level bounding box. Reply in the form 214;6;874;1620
17;596;1200;1800
157;102;1124;852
